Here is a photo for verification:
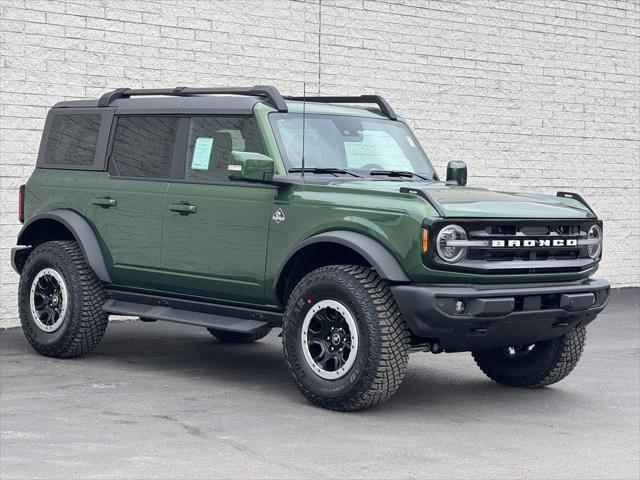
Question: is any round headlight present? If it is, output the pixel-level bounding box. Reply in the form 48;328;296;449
587;224;602;259
436;225;468;263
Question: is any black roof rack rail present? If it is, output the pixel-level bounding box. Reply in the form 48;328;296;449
283;95;398;120
97;85;288;112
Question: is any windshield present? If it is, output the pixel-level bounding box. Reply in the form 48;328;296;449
269;113;436;179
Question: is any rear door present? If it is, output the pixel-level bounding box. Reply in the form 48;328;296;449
87;115;178;289
159;115;274;305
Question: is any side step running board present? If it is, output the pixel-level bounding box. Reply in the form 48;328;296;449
103;299;271;334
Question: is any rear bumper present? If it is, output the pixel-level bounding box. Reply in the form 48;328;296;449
391;278;610;352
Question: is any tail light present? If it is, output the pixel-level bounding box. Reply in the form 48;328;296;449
18;184;25;223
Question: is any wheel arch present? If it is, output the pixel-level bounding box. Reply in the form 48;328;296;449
274;230;409;305
15;209;111;283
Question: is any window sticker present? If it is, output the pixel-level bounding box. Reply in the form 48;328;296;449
191;137;213;170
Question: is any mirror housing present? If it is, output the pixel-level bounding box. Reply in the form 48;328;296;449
446;160;467;186
228;151;275;182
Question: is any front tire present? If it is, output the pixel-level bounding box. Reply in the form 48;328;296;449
283;265;410;411
18;241;108;358
472;325;587;388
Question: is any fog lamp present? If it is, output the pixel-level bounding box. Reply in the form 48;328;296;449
455;300;466;314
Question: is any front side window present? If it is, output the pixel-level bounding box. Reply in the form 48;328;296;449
269;113;435;178
45;114;101;165
111;116;178;178
184;116;264;182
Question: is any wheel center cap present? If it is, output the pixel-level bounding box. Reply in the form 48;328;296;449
51;296;59;306
331;333;341;345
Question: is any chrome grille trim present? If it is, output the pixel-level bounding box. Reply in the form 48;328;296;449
445;238;601;248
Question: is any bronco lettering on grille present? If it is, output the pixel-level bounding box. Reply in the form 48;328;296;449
491;239;578;248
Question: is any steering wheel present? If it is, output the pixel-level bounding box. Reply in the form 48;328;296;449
360;163;384;170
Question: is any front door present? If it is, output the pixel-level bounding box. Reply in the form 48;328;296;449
159;115;274;305
87;115;178;290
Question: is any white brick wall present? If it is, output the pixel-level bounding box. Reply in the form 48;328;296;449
1;0;638;327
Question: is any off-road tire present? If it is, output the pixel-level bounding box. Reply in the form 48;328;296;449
282;265;410;411
18;241;108;358
472;325;587;388
207;327;271;343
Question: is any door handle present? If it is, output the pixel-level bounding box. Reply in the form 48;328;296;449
92;197;117;207
169;203;197;214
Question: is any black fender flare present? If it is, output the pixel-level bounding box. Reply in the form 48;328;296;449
15;209;111;283
274;230;409;299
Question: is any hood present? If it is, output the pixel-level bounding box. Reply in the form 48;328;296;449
335;181;596;219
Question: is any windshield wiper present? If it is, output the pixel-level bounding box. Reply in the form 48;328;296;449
288;167;362;178
369;170;432;181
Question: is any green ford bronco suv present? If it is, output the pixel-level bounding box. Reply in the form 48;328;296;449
12;85;609;411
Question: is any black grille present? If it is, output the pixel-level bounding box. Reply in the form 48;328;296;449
424;218;600;275
466;249;581;262
520;225;550;236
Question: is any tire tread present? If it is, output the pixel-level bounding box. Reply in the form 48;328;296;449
472;325;587;388
283;265;410;411
19;241;108;358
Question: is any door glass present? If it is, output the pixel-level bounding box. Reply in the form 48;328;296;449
111;116;178;178
184;116;264;182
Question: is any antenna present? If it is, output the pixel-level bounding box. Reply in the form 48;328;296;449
301;82;306;178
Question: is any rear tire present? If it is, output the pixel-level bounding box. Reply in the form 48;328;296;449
207;328;271;343
18;241;108;358
282;265;410;411
472;325;587;388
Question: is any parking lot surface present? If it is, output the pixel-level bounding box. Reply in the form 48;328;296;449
1;289;638;480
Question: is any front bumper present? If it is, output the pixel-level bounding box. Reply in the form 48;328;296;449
391;278;610;352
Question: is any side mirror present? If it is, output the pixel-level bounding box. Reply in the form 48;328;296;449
228;151;275;182
446;160;467;186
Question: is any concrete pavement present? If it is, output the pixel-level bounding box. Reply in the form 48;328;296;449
1;289;638;479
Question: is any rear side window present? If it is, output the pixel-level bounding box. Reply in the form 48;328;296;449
44;114;101;165
111;116;178;178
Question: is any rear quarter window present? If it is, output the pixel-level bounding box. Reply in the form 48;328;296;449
44;114;101;165
37;108;113;171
